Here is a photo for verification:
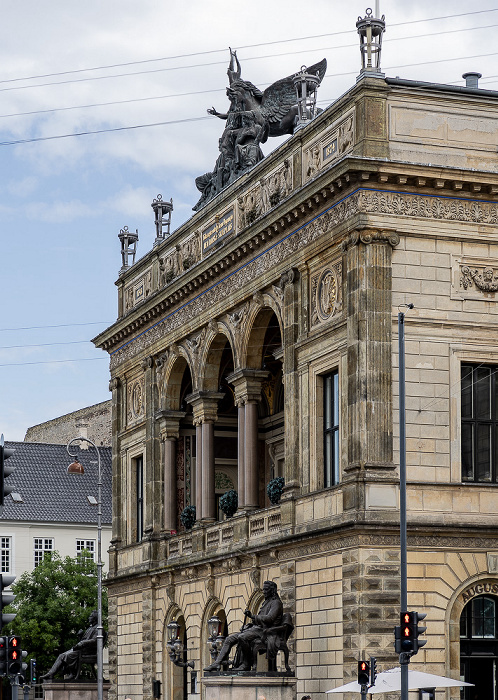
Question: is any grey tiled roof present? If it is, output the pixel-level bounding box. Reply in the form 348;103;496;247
1;441;112;525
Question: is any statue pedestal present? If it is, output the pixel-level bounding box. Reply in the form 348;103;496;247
203;674;296;700
43;681;111;700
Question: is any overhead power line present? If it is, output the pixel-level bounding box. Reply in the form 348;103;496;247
1;21;498;120
0;8;495;86
1;49;498;148
0;357;107;367
0;321;112;332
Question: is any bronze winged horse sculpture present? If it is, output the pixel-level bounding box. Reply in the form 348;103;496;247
193;49;326;211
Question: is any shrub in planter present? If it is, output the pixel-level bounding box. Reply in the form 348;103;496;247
267;477;285;505
180;504;196;530
219;489;238;518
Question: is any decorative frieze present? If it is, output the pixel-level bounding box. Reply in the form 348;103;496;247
453;257;498;301
110;188;498;367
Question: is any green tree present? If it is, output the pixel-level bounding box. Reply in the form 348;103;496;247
5;551;107;676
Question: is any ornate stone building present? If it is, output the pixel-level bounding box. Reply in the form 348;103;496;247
94;31;498;700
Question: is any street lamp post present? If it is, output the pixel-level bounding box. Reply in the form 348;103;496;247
66;437;103;700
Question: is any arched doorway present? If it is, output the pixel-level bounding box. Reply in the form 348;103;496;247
460;594;498;698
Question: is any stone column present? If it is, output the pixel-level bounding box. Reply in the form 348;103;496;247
343;228;399;477
142;356;160;546
227;369;268;510
236;399;246;508
195;421;203;519
187;391;224;522
155;410;185;532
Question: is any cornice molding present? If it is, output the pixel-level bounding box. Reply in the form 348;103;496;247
98;175;498;362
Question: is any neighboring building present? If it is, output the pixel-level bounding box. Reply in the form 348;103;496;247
24;400;112;446
94;16;498;700
1;441;112;577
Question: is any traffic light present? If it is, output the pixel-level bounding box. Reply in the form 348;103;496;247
29;658;37;685
370;656;377;686
0;434;16;507
0;637;7;676
7;635;22;675
357;659;370;686
0;574;16;632
396;611;427;655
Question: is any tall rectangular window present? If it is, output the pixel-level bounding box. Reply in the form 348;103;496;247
1;537;11;573
76;539;95;562
33;538;54;567
136;456;144;542
324;370;340;487
461;363;498;483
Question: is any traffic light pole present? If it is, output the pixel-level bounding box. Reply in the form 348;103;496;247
398;308;412;700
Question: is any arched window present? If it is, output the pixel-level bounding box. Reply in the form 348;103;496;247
460;594;498;699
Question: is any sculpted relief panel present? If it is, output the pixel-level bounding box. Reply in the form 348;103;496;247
304;110;355;181
238;159;293;230
453;257;498;301
124;269;153;312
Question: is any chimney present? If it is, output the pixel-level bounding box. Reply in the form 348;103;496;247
76;421;89;449
462;72;482;89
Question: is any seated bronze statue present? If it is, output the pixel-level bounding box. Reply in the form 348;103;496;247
41;610;104;681
204;580;293;673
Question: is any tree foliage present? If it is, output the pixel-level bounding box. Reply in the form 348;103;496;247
4;551;107;675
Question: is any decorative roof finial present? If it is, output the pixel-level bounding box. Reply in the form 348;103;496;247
151;194;173;246
356;7;386;78
118;226;138;274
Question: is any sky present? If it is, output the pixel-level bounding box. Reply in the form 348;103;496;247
1;0;498;441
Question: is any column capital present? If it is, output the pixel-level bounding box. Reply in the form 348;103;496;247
186;391;224;423
155;409;186;439
226;368;269;404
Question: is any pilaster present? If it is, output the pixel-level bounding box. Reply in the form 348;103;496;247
344;228;399;483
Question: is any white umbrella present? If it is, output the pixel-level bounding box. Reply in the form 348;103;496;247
327;667;474;694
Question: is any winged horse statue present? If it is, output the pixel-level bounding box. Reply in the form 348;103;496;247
193;49;326;211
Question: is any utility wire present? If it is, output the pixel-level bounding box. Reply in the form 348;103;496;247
1;22;497;120
0;321;112;332
1;26;497;95
0;340;92;349
0;357;106;367
1;8;495;86
0;115;209;146
2;49;498;148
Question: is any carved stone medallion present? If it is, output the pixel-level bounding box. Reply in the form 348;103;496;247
311;263;342;326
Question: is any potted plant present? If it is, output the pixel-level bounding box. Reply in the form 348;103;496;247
180;504;196;530
219;489;238;518
267;477;285;505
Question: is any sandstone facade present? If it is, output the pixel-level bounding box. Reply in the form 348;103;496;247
94;72;498;700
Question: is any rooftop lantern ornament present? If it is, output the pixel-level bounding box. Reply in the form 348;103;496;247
151;194;173;246
356;7;386;77
207;616;225;665
118;226;139;274
292;65;321;131
166;620;195;669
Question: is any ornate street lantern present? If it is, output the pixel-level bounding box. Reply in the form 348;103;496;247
118;226;139;274
166;620;194;669
292;66;321;131
356;8;386;76
152;194;173;246
207;616;225;662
